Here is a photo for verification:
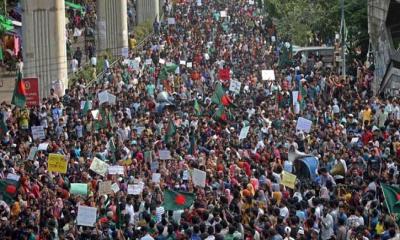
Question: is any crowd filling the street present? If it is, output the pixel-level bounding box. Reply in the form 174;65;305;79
0;0;399;240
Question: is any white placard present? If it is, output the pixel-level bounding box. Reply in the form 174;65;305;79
31;126;45;140
38;143;49;151
159;58;166;64
128;60;140;71
292;91;299;106
220;11;227;18
159;150;171;160
108;93;116;105
249;0;254;5
180;60;186;65
7;173;20;182
204;53;210;60
239;126;250;140
296;117;312;133
262;70;275;81
128;184;143;195
145;59;152;65
28;147;38;160
351;137;359;144
197;0;202;6
111;183;120;193
73;28;83;37
152;173;161;183
90;157;110;176
271;36;276;42
182;170;189;180
229;79;241;94
134;57;141;63
192;168;207;188
108;165;124;175
186;62;193;68
91;110;99;120
167;18;176;25
98;90;109;105
77;205;97;227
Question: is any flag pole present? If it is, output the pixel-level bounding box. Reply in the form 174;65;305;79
381;184;392;215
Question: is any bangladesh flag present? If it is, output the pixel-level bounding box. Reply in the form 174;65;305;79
82;100;90;116
213;105;233;122
194;99;201;116
211;83;225;105
381;183;400;214
11;71;26;108
158;63;178;81
164;118;176;143
163;189;195;211
0;180;18;205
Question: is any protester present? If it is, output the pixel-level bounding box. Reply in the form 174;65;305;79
0;0;399;240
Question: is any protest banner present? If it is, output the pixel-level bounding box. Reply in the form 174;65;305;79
167;18;176;25
261;70;275;81
128;184;143;195
108;165;124;175
48;154;67;174
31;126;45;140
77;205;97;227
281;171;297;189
296;117;312;133
23;77;39;107
38;142;49;151
159;150;171;160
145;59;152;65
239;126;250;140
111;183;120;193
28;147;38;160
98;181;113;195
152;173;161;183
180;60;186;65
229;79;241;94
89;157;109;176
70;183;88;196
192;168;207;188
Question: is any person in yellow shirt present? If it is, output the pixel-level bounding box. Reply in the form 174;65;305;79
361;105;372;126
129;34;137;50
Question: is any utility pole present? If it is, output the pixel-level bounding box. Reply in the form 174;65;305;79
340;0;346;79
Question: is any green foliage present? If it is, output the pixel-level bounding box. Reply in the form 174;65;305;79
133;19;153;43
266;0;367;52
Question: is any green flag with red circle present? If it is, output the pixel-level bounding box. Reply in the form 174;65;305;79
163;189;195;211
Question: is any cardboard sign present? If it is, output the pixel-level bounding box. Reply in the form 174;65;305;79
180;60;186;65
239;126;250;140
38;142;49;151
28;147;38;160
152;173;161;183
296;117;312;133
90;157;109;176
128;60;140;71
98;181;113;195
77;205;97;227
111;183;120;193
167;18;176;25
108;165;124;175
229;79;241;94
186;62;193;68
48;154;67;174
98;91;109;105
91;110;100;120
23;78;39;107
150;161;159;173
281;171;297;189
262;70;275;81
192;168;207;188
159;58;166;64
70;183;88;196
128;184;143;195
159;150;171;160
31;125;45;140
220;11;227;18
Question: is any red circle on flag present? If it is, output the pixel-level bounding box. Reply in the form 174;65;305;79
175;194;186;205
6;185;16;194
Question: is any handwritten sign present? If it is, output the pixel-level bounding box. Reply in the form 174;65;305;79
28;147;38;160
296;117;312;133
38;142;49;151
108;165;124;175
111;183;120;193
31;126;45;140
229;79;241;94
192;168;207;188
152;173;161;183
128;184;143;195
159;150;171;160
281;171;297;189
77;205;97;227
98;181;113;195
70;183;88;196
90;157;109;176
261;70;275;81
48;154;67;173
239;126;250;140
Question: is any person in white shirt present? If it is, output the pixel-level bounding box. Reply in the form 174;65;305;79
71;58;79;73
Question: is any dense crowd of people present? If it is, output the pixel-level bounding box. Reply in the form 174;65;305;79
0;0;399;240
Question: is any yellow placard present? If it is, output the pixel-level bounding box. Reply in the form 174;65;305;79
48;154;68;173
281;171;297;189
